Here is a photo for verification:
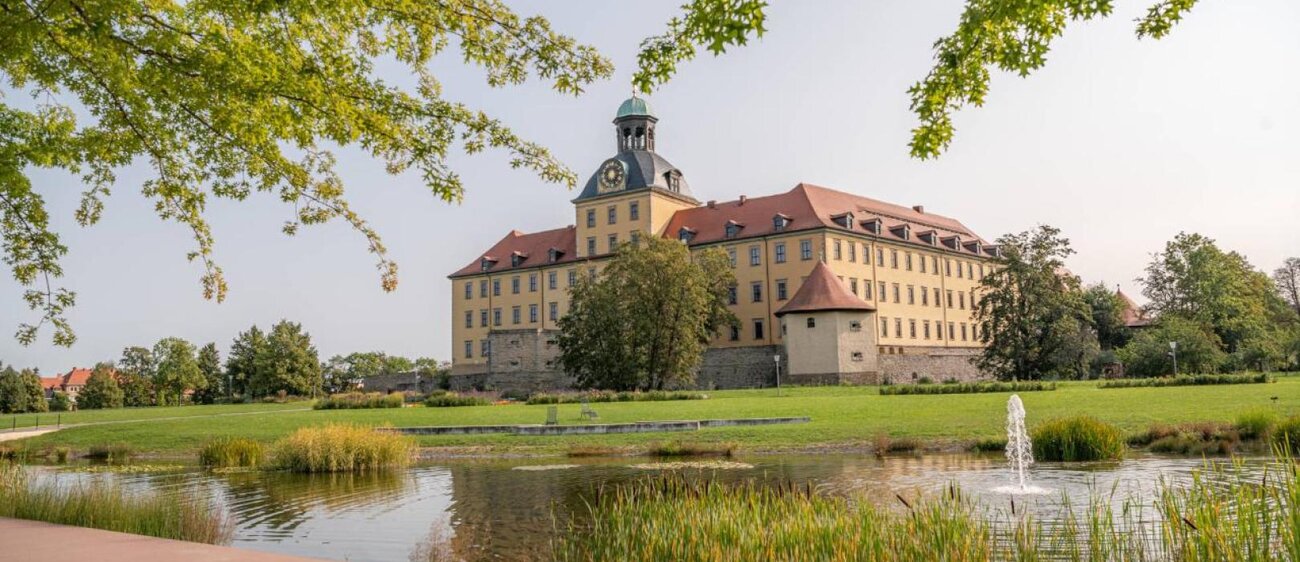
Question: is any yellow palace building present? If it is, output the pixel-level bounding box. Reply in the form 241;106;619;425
448;98;996;390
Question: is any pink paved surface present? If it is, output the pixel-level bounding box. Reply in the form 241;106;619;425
0;517;327;562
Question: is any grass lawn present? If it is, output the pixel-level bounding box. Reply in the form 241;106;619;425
2;401;311;430
11;375;1298;457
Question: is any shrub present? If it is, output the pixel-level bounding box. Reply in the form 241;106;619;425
0;463;231;543
1117;316;1227;377
86;443;134;463
647;441;737;457
199;437;266;469
1234;409;1279;441
1128;422;1242;455
917;376;934;385
878;381;1055;395
314;392;404;410
1031;416;1125;461
48;392;72;412
1098;373;1272;389
526;390;707;405
873;433;920;454
272;424;414;473
423;392;490;407
1276;416;1300;453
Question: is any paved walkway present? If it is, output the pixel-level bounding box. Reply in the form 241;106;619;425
0;428;59;443
0;407;315;440
0;518;327;562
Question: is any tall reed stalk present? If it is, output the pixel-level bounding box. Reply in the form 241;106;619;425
272;423;414;473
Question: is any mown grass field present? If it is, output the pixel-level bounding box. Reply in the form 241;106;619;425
10;375;1298;457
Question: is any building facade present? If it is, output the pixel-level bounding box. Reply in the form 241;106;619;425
448;98;998;388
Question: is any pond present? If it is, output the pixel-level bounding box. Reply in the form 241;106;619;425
29;452;1272;561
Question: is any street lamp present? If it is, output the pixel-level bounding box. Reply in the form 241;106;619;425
1168;341;1179;377
773;354;782;397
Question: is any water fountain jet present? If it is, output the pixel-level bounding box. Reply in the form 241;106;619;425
994;394;1048;495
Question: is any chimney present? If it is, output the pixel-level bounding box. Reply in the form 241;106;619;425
707;200;716;209
912;205;925;214
738;195;747;206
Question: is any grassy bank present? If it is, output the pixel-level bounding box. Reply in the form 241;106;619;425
11;375;1299;456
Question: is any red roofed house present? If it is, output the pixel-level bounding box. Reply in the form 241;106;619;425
448;98;996;388
41;368;100;403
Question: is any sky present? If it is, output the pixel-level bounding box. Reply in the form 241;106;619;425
3;1;1298;375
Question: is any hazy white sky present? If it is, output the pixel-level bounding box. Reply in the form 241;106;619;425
4;1;1298;374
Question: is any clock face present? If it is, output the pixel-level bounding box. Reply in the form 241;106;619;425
598;160;625;193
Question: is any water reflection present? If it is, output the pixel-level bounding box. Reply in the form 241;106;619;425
28;453;1275;562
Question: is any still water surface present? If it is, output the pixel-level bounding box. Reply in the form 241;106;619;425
35;453;1268;561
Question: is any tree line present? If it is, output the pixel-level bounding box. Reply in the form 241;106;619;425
976;228;1300;381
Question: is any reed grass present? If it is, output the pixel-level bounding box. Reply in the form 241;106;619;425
646;441;737;457
1031;416;1126;461
313;392;405;410
85;443;134;463
1128;421;1244;455
1097;373;1272;389
554;456;1300;561
1276;415;1300;452
198;437;266;468
271;423;414;473
0;462;232;544
878;381;1055;395
1234;408;1280;440
526;390;708;405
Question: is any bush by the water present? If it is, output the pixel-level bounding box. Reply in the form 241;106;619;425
1234;409;1280;441
272;424;414;473
423;391;490;407
1127;421;1244;455
0;462;231;543
878;381;1055;395
85;443;134;463
314;392;404;410
1097;373;1272;389
1031;416;1125;461
199;437;266;469
526;390;707;405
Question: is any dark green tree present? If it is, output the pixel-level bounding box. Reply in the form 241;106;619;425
225;326;266;398
558;237;736;390
1119;316;1225;377
48;391;72;412
118;347;157;407
0;366;29;414
251;321;322;397
974;225;1093;380
1082;283;1131;350
20;370;47;413
191;343;224;404
152;337;204;405
78;363;125;410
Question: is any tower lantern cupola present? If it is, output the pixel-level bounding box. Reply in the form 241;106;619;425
614;96;657;152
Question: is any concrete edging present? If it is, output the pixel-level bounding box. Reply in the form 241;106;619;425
384;416;810;436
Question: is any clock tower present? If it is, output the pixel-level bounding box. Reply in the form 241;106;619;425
572;97;699;258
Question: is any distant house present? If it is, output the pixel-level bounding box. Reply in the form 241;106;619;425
1116;288;1153;329
40;368;103;402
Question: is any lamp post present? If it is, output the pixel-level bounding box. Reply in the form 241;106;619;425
1169;341;1179;377
773;354;782;397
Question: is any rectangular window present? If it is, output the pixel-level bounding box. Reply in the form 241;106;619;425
864;280;873;300
907;285;915;305
892;283;901;304
968;262;974;279
777;279;788;301
934;288;941;308
751;281;763;303
480;309;488;327
894;318;903;338
493;308;502;326
749;245;761;266
850;320;862;332
909;319;917;339
961;323;968;341
879;282;887;302
629;201;640;220
923;320;931;340
833;239;842;260
511;306;521;325
848;242;857;262
906;253;913;271
920;256;927;274
586;209;596;228
631;231;640;245
568;269;577;286
876;248;885;266
946;259;952;276
800;239;813;260
480;280;488;298
464;311;472;328
607;205;617;225
492;279;501;296
464;340;472;359
891;249;899;269
728;285;738;305
948;322;956;340
511;276;520;294
529;304;538;323
529;274;537;292
947;290;954;308
922;287;930;306
727;247;737;267
959;291;966;309
464;282;472;300
881;317;889;337
979;264;985;279
851;351;864;362
753;319;765;340
932;256;940;275
806;317;816;328
549;301;558;321
608;234;618;253
850;278;858;295
775;242;787;263
587;237;596;256
729;325;740;341
481;339;491;357
548;271;557;290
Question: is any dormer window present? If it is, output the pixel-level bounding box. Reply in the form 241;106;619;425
547;248;564;263
919;230;939;245
889;224;910;240
831;212;855;229
663;170;682;192
861;218;883;234
942;235;961;250
678;227;696;243
510;252;527;267
986;245;1003;258
963;240;982;255
772;214;790;232
480;257;497;272
724;221;744;239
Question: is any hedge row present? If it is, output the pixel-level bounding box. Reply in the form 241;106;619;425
878;381;1056;395
1097;373;1272;389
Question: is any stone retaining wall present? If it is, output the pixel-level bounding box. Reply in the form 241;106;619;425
877;347;986;383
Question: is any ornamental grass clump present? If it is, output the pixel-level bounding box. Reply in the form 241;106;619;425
1275;415;1300;452
272;424;414;473
314;392;405;410
199;437;267;469
1234;408;1280;441
1031;416;1125;461
423;391;490;407
0;462;232;544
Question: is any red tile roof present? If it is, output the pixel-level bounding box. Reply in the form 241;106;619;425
1117;288;1152;328
62;368;93;387
39;377;63;391
450;226;580;277
776;261;877;316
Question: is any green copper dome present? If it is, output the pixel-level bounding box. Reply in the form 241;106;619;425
615;96;654;119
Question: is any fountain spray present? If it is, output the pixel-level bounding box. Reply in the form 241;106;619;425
1005;394;1034;491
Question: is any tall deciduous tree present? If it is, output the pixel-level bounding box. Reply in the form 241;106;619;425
1119;316;1225;377
1276;257;1300;317
191;343;223;404
225;326;266;398
251;321;322;398
78;362;125;410
1082;283;1131;350
20;370;47;413
152;337;204;405
558;237;736;391
116;348;156;407
0;365;29;414
974;225;1093;381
